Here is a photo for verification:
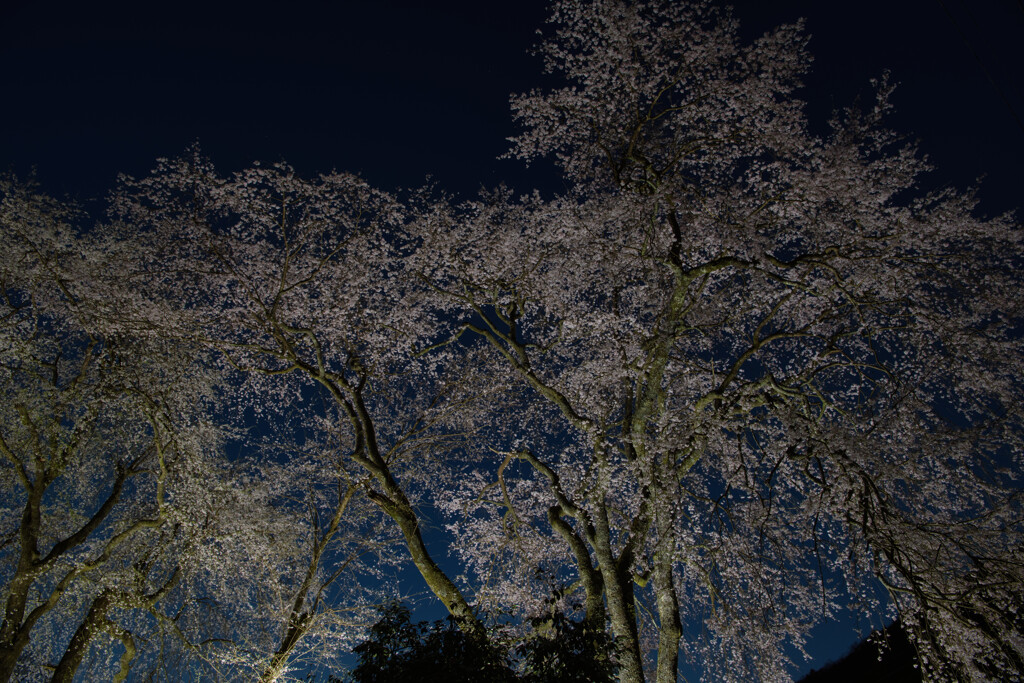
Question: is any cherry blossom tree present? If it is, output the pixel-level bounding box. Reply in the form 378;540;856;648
245;414;405;683
0;179;228;681
410;1;1024;681
5;0;1020;681
0;180;395;682
103;153;503;643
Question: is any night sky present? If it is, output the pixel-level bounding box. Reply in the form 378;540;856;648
3;0;1021;678
3;1;1021;213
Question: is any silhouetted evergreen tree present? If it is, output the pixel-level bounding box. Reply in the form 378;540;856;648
336;602;514;683
333;601;618;683
517;605;618;683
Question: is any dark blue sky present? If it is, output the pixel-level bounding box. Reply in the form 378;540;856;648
2;0;1021;677
2;0;1021;215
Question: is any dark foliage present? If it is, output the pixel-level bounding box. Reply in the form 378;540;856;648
332;602;514;683
516;605;618;683
333;601;618;683
798;622;920;683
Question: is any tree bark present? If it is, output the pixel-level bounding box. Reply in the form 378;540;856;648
652;551;681;683
51;592;114;683
315;370;486;640
0;631;30;683
258;613;312;683
367;484;486;639
591;508;645;683
0;572;34;683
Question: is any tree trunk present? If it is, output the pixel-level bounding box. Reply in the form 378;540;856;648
0;572;36;683
591;509;645;683
0;636;29;683
367;485;486;640
51;592;113;683
603;570;645;683
652;553;681;683
316;371;485;639
258;613;312;683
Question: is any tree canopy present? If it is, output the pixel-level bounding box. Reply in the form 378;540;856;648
1;1;1022;681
